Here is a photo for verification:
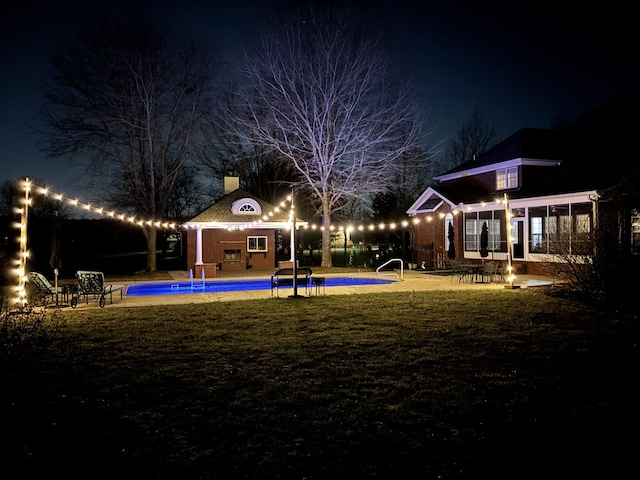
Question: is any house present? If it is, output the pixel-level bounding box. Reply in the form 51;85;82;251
182;176;306;277
407;97;640;277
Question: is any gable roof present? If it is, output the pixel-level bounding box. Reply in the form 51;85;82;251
183;189;304;228
435;128;568;182
476;128;571;166
514;98;639;198
406;187;457;215
431;96;640;203
408;97;640;213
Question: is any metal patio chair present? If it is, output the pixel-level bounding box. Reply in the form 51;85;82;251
482;261;498;283
449;259;471;283
27;271;64;306
71;270;125;308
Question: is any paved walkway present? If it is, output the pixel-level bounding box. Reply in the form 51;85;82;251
58;268;562;310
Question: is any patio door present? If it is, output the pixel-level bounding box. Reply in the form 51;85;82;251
511;218;525;259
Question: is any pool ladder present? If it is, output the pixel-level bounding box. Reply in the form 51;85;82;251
375;258;404;280
189;268;206;289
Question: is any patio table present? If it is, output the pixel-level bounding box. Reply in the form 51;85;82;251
460;264;485;283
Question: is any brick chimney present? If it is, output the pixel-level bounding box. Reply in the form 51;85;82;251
223;171;239;194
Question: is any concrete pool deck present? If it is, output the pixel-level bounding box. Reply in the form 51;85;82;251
56;268;563;310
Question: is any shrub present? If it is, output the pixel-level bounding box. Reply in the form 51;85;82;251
0;308;67;369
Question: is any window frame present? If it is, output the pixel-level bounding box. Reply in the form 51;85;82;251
496;167;518;190
247;236;268;253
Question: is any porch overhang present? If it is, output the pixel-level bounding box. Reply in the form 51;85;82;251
181;220;307;230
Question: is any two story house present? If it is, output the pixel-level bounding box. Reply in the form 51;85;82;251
407;97;639;276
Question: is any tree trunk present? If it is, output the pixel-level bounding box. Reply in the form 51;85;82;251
321;210;333;267
143;226;157;272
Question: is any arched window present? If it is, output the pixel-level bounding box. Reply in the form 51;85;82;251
238;204;256;212
231;198;262;215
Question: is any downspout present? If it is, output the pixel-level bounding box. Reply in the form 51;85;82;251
589;193;600;259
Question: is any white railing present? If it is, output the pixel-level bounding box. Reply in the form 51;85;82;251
375;258;404;280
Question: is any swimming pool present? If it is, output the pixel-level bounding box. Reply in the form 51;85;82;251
125;276;395;296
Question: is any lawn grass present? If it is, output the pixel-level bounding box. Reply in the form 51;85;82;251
2;288;638;479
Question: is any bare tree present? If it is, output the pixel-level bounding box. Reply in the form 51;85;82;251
549;112;575;130
0;179;20;218
373;146;435;220
0;178;68;219
39;17;216;271
440;110;497;173
163;165;216;220
215;4;426;266
198;106;299;205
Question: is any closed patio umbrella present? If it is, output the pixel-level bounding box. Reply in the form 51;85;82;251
447;223;455;260
480;221;489;262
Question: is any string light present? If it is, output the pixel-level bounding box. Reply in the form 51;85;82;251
13;178;31;308
27;181;178;230
26;178;514;247
13;179;518;309
503;193;517;287
11;179;178;309
177;189;509;233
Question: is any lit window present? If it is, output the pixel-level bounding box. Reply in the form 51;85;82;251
464;218;478;251
531;217;543;249
488;219;501;250
496;167;518;190
231;198;262;215
247;236;268;252
575;214;590;234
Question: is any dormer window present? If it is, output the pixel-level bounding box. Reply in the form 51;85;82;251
238;204;256;212
496;167;518;190
231;198;262;215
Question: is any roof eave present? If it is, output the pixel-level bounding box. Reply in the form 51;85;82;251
181;220;307;229
434;158;561;182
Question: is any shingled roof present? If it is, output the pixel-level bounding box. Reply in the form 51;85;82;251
185;189;298;226
433;96;639;201
441;127;570;178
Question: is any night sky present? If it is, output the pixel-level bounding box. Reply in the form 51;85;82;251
1;0;638;195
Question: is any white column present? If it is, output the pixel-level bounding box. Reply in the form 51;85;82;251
290;194;296;262
195;227;203;265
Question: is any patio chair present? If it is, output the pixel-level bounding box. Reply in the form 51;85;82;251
495;262;507;283
27;271;64;305
71;270;125;308
482;261;498;283
449;259;471;283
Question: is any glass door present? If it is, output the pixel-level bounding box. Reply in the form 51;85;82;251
511;218;525;259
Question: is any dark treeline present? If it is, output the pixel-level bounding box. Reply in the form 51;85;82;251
1;217;185;285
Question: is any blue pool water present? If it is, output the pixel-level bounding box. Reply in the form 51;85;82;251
125;276;395;296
